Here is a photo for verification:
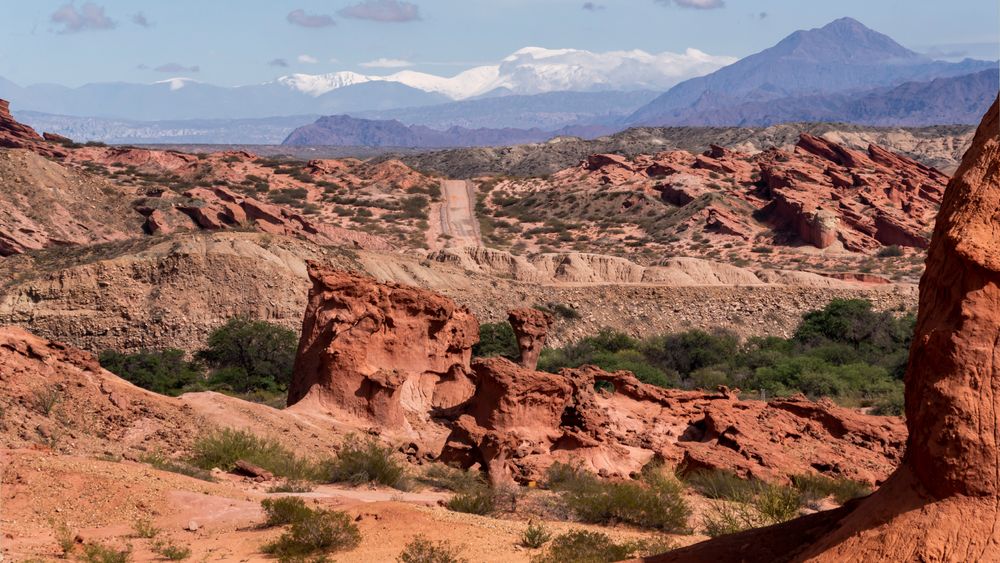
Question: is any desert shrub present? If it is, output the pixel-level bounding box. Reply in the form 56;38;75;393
399;195;430;219
99;349;204;396
701;483;801;537
418;464;485;493
877;245;904;258
328;435;406;489
80;543;131;563
398;535;467;563
189;428;327;481
683;469;762;501
268;480;315;493
262;506;361;560
141;452;214;482
132;518;160;539
520;521;552;548
445;486;495;515
791;474;872;504
53;520;76;557
554;465;690;532
262;497;314;527
536;302;581;320
196;318;298;394
530;530;673;563
31;386;62;416
269;188;309;206
151;539;191;560
472;322;519;359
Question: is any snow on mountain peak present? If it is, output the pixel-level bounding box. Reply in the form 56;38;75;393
277;46;736;100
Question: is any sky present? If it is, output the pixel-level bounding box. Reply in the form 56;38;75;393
0;0;996;87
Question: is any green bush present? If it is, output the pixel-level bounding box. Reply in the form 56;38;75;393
791;474;872;504
81;543;132;563
473;322;519;359
329;436;406;489
701;483;801;537
398;535;468;563
262;497;315;527
521;521;552;548
877;245;904;258
189;428;327;481
553;465;690;532
530;531;673;563
262;507;361;559
268;480;315;493
445;486;495;515
151;539;191;560
99;349;204;396
418;464;484;493
682;469;762;501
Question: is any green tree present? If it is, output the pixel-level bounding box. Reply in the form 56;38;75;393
197;318;298;393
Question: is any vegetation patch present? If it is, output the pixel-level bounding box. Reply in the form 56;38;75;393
539;299;912;414
328;435;407;489
189;428;329;481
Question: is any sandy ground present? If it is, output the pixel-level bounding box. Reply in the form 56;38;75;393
0;449;699;562
440;179;482;248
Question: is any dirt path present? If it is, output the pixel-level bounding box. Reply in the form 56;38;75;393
440;179;481;248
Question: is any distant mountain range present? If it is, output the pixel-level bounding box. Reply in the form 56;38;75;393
7;17;997;145
627;17;996;126
0;46;733;122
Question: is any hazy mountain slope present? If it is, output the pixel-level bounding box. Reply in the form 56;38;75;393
653;69;999;127
354;90;660;129
282;115;557;148
628;17;995;125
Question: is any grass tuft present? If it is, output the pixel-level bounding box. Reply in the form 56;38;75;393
398;535;468;563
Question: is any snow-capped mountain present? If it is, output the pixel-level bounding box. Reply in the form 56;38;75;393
275;47;737;100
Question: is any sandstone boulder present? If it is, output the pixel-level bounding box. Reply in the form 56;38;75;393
288;264;479;446
507;308;553;370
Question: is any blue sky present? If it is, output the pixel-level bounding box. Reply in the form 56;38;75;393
0;0;997;87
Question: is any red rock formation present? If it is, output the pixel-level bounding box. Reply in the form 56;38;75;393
288;264;479;446
0;99;66;158
643;97;1000;563
507;308;552;370
442;360;903;485
566;133;947;254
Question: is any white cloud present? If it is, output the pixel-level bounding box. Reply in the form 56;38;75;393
50;2;116;33
359;58;414;68
287;9;336;28
339;0;421;23
655;0;725;9
298;54;319;64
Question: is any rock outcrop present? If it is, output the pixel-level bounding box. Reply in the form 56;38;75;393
288;264;479;450
443;362;904;486
644;96;1000;563
507;308;553;370
0;99;67;158
290;263;906;486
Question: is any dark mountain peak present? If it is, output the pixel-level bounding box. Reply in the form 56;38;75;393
768;17;922;65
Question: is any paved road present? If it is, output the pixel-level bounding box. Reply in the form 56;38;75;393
440;179;482;247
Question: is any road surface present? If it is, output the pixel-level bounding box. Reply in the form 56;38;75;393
440;179;482;247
